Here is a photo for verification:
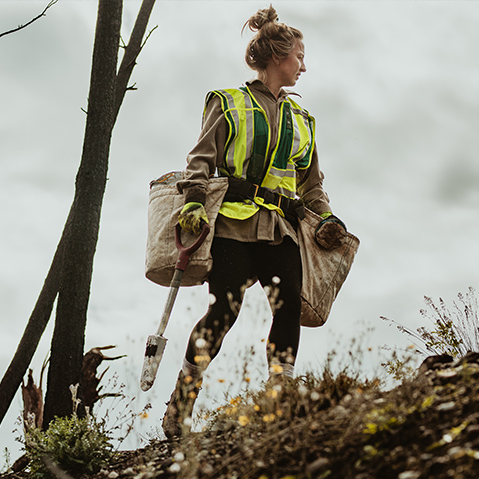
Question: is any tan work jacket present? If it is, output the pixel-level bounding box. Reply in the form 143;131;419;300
177;79;332;245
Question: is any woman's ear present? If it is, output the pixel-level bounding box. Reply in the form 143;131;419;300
271;54;281;66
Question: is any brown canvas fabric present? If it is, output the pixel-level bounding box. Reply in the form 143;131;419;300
298;207;360;327
145;175;228;287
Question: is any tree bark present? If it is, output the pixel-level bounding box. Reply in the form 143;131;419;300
0;0;157;428
42;0;123;424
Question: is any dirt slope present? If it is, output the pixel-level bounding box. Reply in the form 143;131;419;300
5;352;479;479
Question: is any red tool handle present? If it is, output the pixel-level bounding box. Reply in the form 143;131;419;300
175;222;211;271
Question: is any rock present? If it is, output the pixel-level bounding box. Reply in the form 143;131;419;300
455;351;479;365
437;401;456;411
436;370;458;379
305;457;329;475
398;471;421;479
418;354;454;374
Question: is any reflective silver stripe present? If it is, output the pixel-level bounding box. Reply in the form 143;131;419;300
290;110;302;159
268;166;296;199
220;90;238;175
275;186;295;199
269;164;296;179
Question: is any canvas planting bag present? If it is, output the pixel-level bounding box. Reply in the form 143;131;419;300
298;208;360;327
145;171;228;287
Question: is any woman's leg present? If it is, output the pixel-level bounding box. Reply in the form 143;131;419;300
163;237;253;438
253;237;303;371
185;237;253;368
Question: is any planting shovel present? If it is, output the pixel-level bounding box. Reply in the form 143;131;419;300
140;222;210;391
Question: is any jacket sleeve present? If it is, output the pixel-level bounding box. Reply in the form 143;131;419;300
296;144;332;216
176;95;226;205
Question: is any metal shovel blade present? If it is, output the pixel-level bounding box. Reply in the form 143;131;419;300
140;334;168;391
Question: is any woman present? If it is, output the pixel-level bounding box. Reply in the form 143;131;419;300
162;6;345;438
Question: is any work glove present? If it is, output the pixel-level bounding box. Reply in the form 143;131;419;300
178;202;209;235
315;214;347;250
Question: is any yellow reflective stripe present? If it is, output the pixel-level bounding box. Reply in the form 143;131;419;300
219;89;257;180
219;201;259;220
276;185;295;199
276;175;296;198
290;108;311;161
253;197;285;217
289;99;315;169
262;164;296;198
298;114;316;169
221;90;243;175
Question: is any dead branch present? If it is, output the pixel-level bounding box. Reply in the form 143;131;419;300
0;0;59;39
21;369;44;429
82;345;126;410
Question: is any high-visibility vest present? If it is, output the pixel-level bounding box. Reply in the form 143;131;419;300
204;86;316;220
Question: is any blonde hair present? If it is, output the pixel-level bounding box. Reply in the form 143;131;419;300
243;5;303;71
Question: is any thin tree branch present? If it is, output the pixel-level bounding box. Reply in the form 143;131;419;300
0;0;59;39
141;24;158;49
114;0;157;123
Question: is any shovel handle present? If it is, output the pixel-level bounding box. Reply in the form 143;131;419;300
175;222;210;271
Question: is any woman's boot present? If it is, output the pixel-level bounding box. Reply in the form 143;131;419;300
162;370;202;438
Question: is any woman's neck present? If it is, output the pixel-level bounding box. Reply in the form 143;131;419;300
257;71;282;99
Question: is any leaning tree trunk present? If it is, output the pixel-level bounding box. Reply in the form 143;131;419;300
42;0;123;423
0;0;157;427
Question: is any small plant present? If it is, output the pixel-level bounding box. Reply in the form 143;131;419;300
24;385;114;478
382;287;479;360
381;348;417;383
1;447;12;475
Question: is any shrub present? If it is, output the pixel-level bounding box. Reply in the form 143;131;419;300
25;410;113;478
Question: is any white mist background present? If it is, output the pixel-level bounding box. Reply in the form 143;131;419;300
1;0;478;458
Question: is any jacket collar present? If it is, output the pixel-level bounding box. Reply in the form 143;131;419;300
245;79;301;101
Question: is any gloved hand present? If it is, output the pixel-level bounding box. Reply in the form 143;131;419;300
315;215;347;250
178;202;209;235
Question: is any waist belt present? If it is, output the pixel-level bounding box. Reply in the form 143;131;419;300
224;177;306;221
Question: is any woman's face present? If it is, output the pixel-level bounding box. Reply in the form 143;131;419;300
275;39;307;88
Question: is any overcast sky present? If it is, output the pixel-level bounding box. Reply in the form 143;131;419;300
1;0;479;457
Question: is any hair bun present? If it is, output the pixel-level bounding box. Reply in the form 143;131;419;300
243;5;303;72
243;5;278;33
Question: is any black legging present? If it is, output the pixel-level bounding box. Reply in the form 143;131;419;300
185;236;302;367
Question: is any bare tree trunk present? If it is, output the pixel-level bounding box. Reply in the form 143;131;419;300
0;0;157;426
42;0;123;423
